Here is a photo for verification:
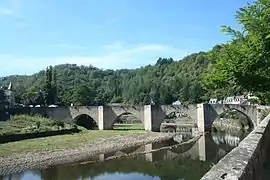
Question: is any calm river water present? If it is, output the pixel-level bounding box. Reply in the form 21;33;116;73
1;131;249;180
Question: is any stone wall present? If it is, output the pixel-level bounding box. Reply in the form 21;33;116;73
7;104;259;132
0;128;80;144
200;113;270;180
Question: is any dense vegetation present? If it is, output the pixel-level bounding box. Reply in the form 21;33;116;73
0;54;211;106
0;0;269;106
0;115;76;136
203;0;270;104
0;89;7;107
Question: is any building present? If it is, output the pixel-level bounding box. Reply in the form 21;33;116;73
208;94;259;105
0;82;15;107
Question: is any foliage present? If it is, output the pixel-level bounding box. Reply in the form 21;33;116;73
44;66;58;105
203;0;270;102
0;89;7;107
0;115;73;135
0;55;212;106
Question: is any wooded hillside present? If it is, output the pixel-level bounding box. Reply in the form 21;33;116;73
0;51;229;106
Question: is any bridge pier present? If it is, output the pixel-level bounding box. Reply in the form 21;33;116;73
143;105;170;132
144;105;152;131
98;106;116;130
197;104;205;132
98;106;105;130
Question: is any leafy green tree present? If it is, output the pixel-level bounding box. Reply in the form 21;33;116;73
203;0;270;102
43;66;58;105
73;84;97;106
44;66;53;105
0;89;7;106
0;52;213;105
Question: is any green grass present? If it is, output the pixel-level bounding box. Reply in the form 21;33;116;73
0;115;75;136
0;130;145;156
0;116;145;156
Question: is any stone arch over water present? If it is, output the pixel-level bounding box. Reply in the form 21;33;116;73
204;104;258;131
219;108;254;129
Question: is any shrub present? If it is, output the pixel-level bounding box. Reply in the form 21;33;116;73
0;115;78;135
53;121;65;128
36;121;41;129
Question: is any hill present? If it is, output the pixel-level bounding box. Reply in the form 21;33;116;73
0;50;232;106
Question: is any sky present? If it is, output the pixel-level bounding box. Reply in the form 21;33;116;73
0;0;251;76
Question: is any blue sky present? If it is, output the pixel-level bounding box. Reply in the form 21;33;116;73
0;0;251;76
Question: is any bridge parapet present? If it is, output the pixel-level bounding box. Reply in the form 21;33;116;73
201;113;270;180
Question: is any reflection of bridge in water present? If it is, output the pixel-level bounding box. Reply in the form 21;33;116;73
96;132;243;163
2;132;246;180
212;133;242;147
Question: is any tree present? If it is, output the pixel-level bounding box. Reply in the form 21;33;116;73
22;89;44;106
52;67;58;104
0;52;212;106
203;0;270;101
0;89;7;106
73;84;97;106
44;66;58;105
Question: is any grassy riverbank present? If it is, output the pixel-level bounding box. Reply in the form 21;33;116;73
0;115;74;136
0;130;144;156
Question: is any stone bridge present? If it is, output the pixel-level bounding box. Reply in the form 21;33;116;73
8;104;260;132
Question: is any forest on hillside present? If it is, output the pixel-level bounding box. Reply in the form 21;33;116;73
1;0;269;106
0;51;221;106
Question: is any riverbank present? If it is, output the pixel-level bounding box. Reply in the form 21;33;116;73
0;131;174;175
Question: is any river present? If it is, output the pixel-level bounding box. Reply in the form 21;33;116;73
0;131;249;180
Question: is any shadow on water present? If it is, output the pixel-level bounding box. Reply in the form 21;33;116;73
0;131;250;180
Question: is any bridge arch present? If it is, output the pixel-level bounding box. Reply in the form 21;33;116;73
100;106;145;130
222;109;254;129
112;112;144;130
204;104;257;132
73;114;98;130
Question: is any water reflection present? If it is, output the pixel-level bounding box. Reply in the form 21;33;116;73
1;131;248;180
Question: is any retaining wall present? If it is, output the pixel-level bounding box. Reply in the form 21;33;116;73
0;128;80;144
201;114;270;180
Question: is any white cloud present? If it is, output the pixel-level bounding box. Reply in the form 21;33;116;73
0;8;13;15
0;42;192;76
0;0;23;16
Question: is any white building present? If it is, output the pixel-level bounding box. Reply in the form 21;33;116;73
209;94;259;105
209;98;218;104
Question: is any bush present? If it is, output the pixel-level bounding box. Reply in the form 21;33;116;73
0;115;79;135
53;121;65;128
36;121;41;129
